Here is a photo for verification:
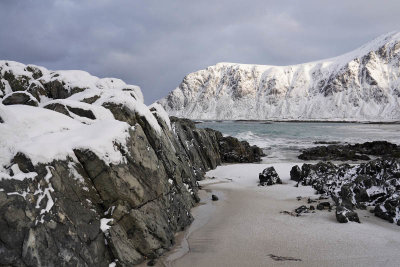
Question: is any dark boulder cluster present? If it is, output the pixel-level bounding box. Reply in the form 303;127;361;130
259;167;282;186
290;158;400;225
298;141;400;161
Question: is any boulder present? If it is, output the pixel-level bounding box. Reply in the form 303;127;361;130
259;167;282;186
336;205;360;223
374;196;400;225
290;165;302;182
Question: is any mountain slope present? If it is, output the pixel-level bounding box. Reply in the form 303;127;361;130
159;32;400;121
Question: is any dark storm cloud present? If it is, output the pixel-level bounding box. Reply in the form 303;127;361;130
1;0;399;103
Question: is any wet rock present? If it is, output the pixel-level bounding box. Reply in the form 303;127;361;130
2;91;38;106
299;141;400;161
259;167;282;186
336;205;360;223
211;194;219;201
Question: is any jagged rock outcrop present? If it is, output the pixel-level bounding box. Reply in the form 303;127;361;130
298;141;400;161
160;32;400;121
170;116;264;178
0;61;263;266
291;158;400;225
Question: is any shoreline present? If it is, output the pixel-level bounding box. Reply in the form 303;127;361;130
160;162;400;267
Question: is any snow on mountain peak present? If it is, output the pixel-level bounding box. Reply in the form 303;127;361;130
159;31;400;121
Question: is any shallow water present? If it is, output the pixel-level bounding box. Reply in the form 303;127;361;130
197;121;400;163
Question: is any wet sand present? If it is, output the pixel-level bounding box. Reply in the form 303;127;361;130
162;163;400;267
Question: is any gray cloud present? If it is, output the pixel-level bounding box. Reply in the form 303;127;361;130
1;0;399;103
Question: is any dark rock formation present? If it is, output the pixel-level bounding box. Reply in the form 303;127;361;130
2;91;39;106
215;133;264;163
211;194;219;201
170;117;264;179
291;158;400;225
298;141;400;161
259;167;282;186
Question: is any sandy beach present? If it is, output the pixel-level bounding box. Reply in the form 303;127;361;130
161;163;400;267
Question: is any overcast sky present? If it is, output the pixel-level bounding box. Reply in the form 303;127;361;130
1;0;399;104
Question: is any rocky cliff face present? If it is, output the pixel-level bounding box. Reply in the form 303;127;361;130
160;32;400;121
0;61;262;266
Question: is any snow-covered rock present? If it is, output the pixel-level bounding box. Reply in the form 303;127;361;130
0;62;197;266
0;61;264;266
160;31;400;121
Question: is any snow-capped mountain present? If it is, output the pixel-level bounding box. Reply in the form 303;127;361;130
159;32;400;121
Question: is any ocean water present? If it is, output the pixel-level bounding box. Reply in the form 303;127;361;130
196;121;400;163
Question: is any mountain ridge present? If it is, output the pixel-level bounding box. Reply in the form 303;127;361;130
159;31;400;121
